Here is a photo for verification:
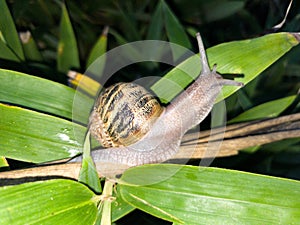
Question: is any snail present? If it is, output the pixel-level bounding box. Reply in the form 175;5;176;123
72;32;243;169
89;82;164;148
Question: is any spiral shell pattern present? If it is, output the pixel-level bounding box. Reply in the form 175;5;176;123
89;82;164;147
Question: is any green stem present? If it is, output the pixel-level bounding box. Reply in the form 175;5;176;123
100;180;114;225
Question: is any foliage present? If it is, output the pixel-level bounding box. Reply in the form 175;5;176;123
0;0;299;224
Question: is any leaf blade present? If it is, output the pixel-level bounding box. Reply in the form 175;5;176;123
119;164;300;224
229;95;297;123
57;4;80;73
0;0;25;61
146;1;163;40
79;132;102;193
0;39;20;62
111;195;135;222
86;27;108;68
0;69;93;124
0;103;85;163
162;0;191;49
0;156;8;168
0;179;98;225
151;32;299;103
20;31;43;62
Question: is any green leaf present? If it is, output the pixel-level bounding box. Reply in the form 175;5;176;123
79;156;102;193
119;164;300;224
151;32;299;103
20;31;43;62
203;1;245;23
86;27;108;82
0;69;93;124
229;95;297;123
118;8;140;41
0;39;20;62
87;27;108;68
109;28;128;45
146;2;163;40
111;195;135;222
0;103;85;163
242;146;261;154
161;0;191;62
152;54;200;103
0;0;25;61
161;0;191;49
79;132;102;193
57;4;80;73
0;156;8;168
235;89;253;110
0;179;98;225
210;32;299;101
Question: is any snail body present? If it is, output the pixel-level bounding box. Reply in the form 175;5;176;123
72;32;243;169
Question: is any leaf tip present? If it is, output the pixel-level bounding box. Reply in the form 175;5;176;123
290;32;300;43
102;26;109;37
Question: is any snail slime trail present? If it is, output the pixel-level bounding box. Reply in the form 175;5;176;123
71;32;243;174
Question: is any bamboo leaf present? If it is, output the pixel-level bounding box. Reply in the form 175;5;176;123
0;0;25;61
0;179;98;225
0;39;20;62
146;2;163;40
151;32;300;103
79;156;101;193
119;164;300;224
57;4;80;73
87;27;108;68
0;104;85;163
68;71;101;97
111;195;135;222
211;32;299;101
118;8;140;41
229;95;297;123
161;0;191;49
20;31;43;62
161;0;191;63
203;1;245;22
0;156;8;168
109;28;128;45
79;132;102;193
0;69;93;124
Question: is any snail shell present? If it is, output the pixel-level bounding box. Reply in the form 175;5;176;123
71;32;244;173
89;82;164;147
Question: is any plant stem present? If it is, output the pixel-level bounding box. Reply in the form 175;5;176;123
100;180;114;225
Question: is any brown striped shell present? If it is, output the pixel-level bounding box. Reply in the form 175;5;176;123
89;82;164;147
